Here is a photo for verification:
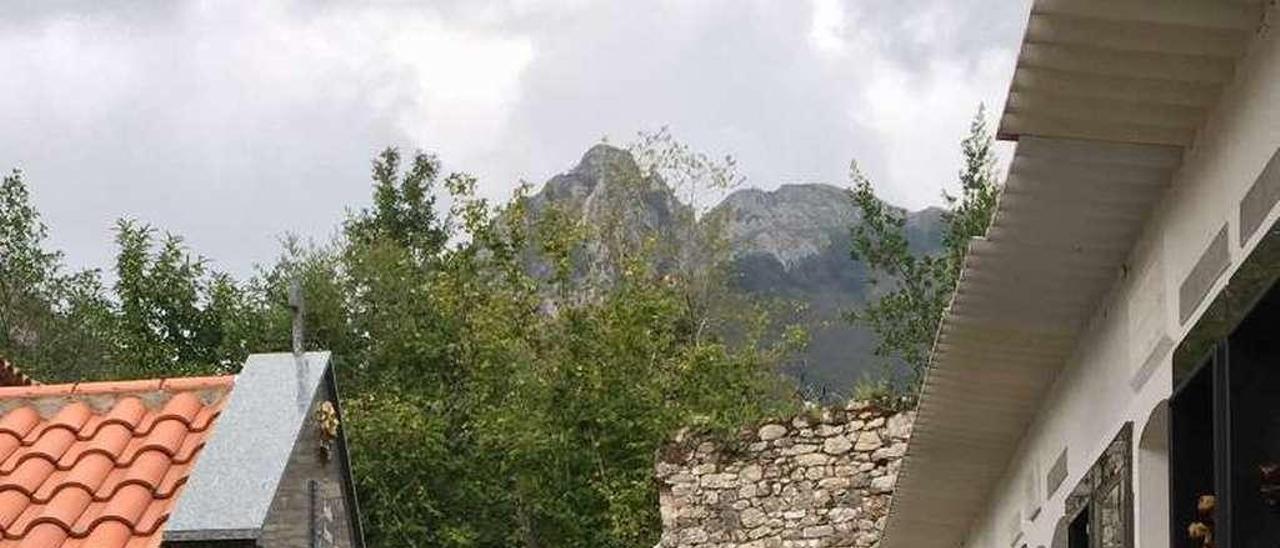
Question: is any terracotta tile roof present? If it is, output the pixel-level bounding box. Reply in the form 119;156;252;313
0;376;235;548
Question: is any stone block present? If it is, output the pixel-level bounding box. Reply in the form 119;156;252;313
759;424;788;441
822;436;852;455
853;431;882;452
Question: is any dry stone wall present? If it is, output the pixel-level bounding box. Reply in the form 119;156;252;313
655;402;913;548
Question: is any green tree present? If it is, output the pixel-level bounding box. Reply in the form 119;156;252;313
1;139;799;547
323;143;797;547
345;148;450;261
109;220;274;378
0;170;114;380
849;106;1001;392
0;170;63;359
1;169;279;383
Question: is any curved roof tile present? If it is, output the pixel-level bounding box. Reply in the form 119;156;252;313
0;376;233;548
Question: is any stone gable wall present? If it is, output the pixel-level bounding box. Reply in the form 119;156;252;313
655;402;913;548
258;379;357;548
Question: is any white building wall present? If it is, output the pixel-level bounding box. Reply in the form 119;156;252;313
963;24;1280;548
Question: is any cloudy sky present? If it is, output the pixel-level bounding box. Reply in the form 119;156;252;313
0;0;1030;275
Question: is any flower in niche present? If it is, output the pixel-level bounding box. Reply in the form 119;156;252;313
315;400;340;461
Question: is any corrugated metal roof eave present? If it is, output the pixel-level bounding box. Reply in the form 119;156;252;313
880;134;1184;548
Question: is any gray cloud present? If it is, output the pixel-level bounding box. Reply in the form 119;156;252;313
0;0;1029;276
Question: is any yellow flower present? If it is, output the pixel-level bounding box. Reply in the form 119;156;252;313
1188;521;1211;540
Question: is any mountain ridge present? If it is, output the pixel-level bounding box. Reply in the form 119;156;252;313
527;145;945;396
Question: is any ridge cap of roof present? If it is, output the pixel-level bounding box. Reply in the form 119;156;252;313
0;374;235;399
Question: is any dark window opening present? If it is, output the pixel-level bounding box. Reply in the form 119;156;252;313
1227;280;1280;546
1171;355;1217;548
1171;278;1280;548
1069;505;1091;548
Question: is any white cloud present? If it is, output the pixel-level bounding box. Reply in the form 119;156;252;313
809;0;848;55
381;22;534;164
0;0;1029;275
855;48;1016;208
163;1;537;180
812;1;1020;209
0;1;538;274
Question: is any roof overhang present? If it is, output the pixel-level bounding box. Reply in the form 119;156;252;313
883;1;1267;547
883;137;1181;547
999;0;1261;147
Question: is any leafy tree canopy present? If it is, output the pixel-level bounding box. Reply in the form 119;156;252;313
848;106;1001;395
0;139;799;547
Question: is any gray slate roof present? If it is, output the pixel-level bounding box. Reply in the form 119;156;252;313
166;351;332;541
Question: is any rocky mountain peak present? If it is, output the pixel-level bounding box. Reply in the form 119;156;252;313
539;144;643;202
525;145;946;396
531;144;688;233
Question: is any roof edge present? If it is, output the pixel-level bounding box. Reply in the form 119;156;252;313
0;375;234;399
162;527;260;542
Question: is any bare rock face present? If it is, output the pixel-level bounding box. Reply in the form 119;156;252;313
715;184;861;270
533;144;691;240
713;185;944;396
522;144;695;286
656;402;915;548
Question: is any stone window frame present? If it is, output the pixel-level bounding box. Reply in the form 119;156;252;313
1054;423;1135;548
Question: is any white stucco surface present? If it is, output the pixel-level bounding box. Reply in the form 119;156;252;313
962;24;1280;548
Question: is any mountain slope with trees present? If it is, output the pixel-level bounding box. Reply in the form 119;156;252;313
714;184;943;396
848;107;1001;394
519;145;946;397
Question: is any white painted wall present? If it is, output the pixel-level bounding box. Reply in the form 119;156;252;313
1137;403;1170;548
961;23;1280;548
